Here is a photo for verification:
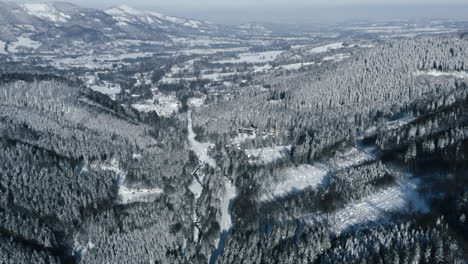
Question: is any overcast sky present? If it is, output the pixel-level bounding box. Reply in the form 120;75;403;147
21;0;468;24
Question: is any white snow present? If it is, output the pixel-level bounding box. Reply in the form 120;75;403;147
188;110;216;167
202;72;237;81
323;53;350;62
231;132;257;145
220;179;237;232
8;37;42;53
218;50;283;64
245;145;291;164
100;158;163;204
106;5;203;29
261;146;375;201
117;185;163;204
22;3;70;23
0;41;7;54
254;64;273;73
279;62;315;70
414;70;468;79
89;85;121;97
73;238;95;258
326;178;429;234
187;97;205;108
262;163;329;201
309;42;344;53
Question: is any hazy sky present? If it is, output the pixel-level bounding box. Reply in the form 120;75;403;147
19;0;468;24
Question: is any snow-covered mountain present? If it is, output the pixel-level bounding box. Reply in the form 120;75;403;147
0;1;228;54
104;5;215;33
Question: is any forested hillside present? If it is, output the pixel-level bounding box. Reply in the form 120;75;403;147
2;29;468;264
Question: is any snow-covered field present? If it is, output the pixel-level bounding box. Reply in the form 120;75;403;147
8;36;42;53
262;163;329;201
279;62;315;70
217;50;283;64
261;146;374;201
245;145;291;164
326;178;429;234
309;42;344;53
414;70;468;79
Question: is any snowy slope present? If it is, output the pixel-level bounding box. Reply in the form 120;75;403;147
22;3;71;23
327;178;429;234
261;147;375;201
414;70;468;79
105;5;212;32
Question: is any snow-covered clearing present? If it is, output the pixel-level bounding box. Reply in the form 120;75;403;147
202;72;237;81
323;53;350;62
326;178;429;234
309;42;344;53
8;37;42;53
217;50;283;64
261;146;375;201
245;145;291;164
254;64;273;73
187;110;216;167
100;158;163;204
261;163;329;201
414;70;468;79
279;62;315;70
187;97;205;108
177;47;247;56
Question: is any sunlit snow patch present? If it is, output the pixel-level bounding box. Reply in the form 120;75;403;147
22;3;71;23
414;70;468;79
323;53;350;62
327;178;429;234
261;147;374;201
261;163;329;201
0;41;7;54
308;42;344;53
220;180;237;232
8;37;42;53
